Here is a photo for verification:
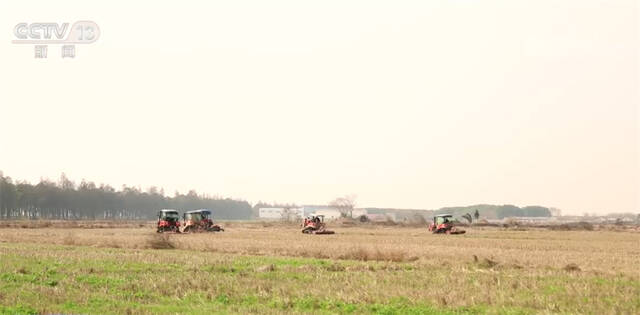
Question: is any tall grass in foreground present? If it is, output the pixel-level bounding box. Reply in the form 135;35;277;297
0;238;637;314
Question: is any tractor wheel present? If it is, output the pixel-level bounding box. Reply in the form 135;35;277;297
157;228;163;233
302;227;313;234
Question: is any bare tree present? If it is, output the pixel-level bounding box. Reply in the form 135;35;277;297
329;195;357;218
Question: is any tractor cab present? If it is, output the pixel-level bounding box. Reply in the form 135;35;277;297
434;214;452;226
304;215;324;227
183;209;211;223
156;209;181;233
429;214;465;234
182;209;224;232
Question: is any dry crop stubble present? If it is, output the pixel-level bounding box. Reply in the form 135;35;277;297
0;224;638;272
0;222;638;314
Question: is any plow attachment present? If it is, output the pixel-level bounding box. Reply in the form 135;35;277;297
302;226;335;235
207;226;224;232
306;229;335;235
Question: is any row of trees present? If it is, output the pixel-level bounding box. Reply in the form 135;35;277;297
437;204;551;219
0;172;252;220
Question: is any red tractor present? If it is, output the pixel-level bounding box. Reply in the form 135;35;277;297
428;214;466;234
157;209;181;233
302;215;335;234
182;209;224;233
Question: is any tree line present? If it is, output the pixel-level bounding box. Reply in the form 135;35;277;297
436;204;551;219
0;172;252;220
365;204;553;221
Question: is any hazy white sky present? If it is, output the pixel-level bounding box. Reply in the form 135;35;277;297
0;0;637;214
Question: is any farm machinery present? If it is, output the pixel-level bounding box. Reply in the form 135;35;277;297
156;209;181;233
428;214;466;234
301;215;335;234
182;209;224;233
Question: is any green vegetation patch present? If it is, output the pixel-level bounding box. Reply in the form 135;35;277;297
0;243;637;314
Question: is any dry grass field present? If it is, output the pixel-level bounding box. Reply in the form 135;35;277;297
0;221;638;314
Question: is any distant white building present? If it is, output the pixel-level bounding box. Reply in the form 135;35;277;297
301;206;338;216
507;217;556;225
258;207;304;220
258;208;282;219
312;209;342;220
